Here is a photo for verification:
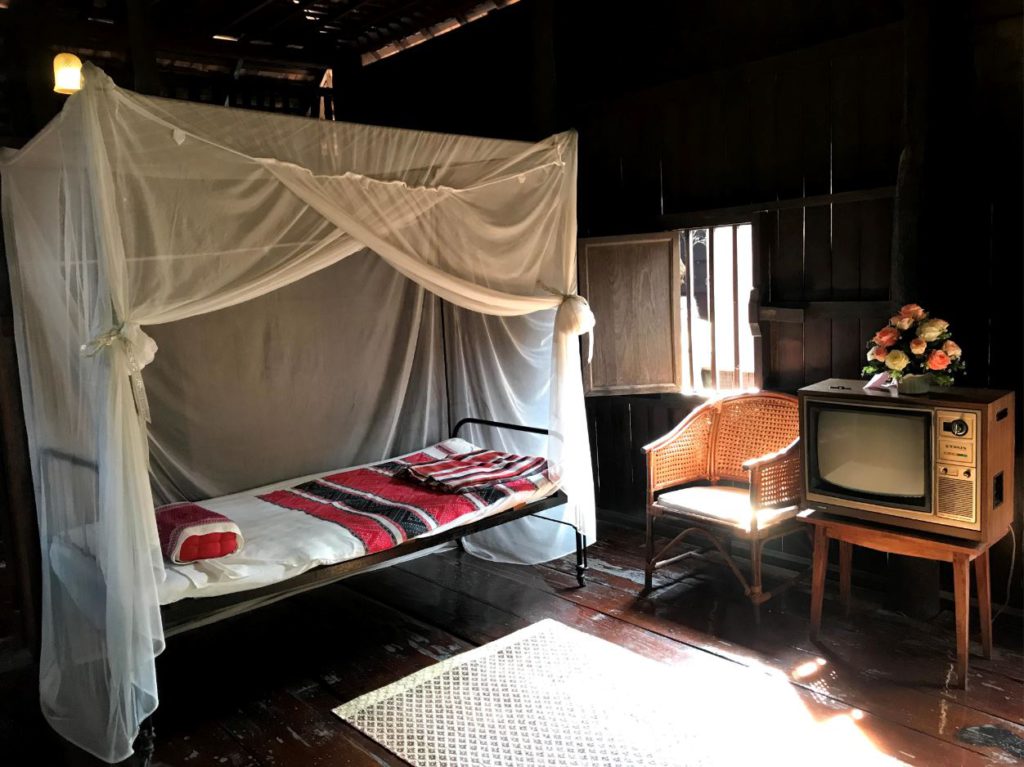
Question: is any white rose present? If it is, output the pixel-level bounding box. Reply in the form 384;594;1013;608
885;349;910;371
917;318;949;342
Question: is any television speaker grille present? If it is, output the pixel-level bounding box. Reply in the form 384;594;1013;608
936;475;976;522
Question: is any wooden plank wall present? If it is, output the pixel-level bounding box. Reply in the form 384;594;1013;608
0;0;1018;653
575;25;903;395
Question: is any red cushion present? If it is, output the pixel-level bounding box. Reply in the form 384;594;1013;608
155;503;243;563
176;531;240;562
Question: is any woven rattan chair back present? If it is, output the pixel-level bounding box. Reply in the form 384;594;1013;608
712;393;799;482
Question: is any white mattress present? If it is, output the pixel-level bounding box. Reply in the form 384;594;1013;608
51;438;557;607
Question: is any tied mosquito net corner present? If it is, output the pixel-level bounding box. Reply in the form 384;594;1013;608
1;64;595;763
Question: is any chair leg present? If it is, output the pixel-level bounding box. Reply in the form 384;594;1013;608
643;512;655;593
750;538;763;627
137;717;156;767
575;530;588;587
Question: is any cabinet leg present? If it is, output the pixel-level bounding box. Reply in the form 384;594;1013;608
952;553;970;689
809;526;828;642
839;541;853;617
974;550;993;660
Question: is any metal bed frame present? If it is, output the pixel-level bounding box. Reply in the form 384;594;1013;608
39;417;587;636
44;417;588;763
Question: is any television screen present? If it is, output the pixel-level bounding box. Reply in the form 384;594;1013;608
816;408;928;499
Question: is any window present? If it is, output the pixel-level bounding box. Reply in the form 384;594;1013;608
680;223;757;394
578;224;759;397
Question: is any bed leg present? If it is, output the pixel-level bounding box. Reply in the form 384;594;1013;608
575;530;588;587
137;717;156;767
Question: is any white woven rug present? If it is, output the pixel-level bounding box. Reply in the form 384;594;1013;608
334;619;900;767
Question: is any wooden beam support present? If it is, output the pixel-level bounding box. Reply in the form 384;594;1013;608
661;187;896;230
126;0;162;95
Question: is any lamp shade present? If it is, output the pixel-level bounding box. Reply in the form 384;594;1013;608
53;53;83;95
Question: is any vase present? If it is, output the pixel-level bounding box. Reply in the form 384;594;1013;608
897;373;932;395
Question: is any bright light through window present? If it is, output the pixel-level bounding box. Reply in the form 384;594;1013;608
680;223;757;395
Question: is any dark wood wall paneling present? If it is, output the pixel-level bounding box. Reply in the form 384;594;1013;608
342;0;1022;608
0;0;1019;646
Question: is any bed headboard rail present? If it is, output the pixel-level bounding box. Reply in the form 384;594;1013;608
450;418;548;440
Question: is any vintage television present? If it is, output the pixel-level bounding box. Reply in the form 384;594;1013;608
799;379;1015;542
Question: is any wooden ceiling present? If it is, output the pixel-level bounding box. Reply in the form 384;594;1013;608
15;0;520;79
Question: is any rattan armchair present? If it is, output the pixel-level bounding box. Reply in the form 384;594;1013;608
642;392;805;620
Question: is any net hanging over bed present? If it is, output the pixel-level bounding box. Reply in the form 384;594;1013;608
0;64;594;763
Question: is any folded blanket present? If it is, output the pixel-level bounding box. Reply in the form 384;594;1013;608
156;503;244;564
258;447;549;555
400;448;549;492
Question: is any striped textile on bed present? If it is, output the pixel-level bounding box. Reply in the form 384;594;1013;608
257;448;545;555
399;449;549;492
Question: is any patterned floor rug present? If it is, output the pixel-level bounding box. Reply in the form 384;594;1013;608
334;619;900;767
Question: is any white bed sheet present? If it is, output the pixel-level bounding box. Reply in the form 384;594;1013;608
52;439;557;607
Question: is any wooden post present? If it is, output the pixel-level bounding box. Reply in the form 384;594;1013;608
330;48;363;123
529;0;558;138
126;0;162;95
890;0;928;306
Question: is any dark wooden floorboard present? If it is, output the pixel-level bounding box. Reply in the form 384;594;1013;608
5;521;1021;766
384;545;1022;764
541;529;1024;725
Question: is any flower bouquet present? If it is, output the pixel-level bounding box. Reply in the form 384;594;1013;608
862;304;965;388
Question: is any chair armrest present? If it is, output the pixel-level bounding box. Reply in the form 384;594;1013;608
643;405;716;496
741;438;800;471
745;438;801;510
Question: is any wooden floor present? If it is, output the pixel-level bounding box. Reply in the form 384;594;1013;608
7;520;1024;766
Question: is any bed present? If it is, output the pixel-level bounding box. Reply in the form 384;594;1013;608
4;67;595;762
46;418;585;639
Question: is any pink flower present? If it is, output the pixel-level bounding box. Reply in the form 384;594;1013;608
873;326;900;348
926;349;951;371
899;304;926;321
867;345;888;362
890;314;913;331
942;340;962;359
910;338;927;355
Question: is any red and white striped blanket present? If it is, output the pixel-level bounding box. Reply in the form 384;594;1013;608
257;447;549;555
399;448;549;492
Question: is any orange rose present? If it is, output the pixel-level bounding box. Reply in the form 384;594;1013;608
942;340;962;359
872;326;900;347
890;314;913;331
910;338;927;355
926;349;951;371
899;304;926;320
866;345;888;362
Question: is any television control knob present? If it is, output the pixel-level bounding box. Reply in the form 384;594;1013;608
964;469;972;478
950;418;969;437
941;467;948;474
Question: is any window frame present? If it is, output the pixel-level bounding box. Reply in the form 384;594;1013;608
678;221;762;395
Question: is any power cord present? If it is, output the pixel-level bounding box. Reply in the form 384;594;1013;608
993;522;1017;622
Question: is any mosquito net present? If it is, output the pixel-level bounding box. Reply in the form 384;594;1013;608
1;64;594;762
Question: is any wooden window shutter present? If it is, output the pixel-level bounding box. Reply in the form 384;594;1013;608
579;232;682;395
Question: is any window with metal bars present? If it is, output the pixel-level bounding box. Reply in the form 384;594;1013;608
679;223;757;394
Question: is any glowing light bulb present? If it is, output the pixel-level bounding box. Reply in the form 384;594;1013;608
53;52;83;95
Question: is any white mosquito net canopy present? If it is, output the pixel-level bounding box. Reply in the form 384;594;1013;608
1;64;594;762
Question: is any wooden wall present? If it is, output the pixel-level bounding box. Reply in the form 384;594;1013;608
347;0;1023;608
0;0;1019;648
